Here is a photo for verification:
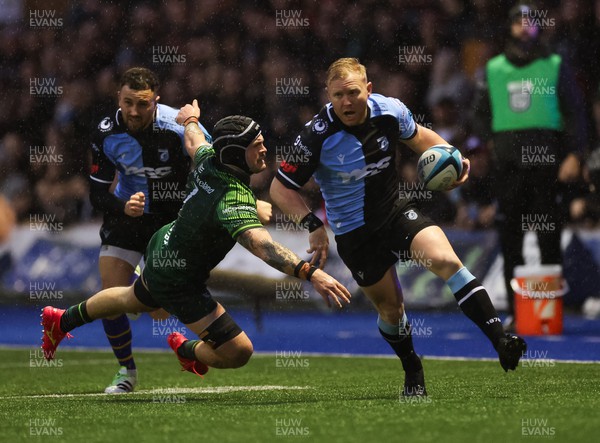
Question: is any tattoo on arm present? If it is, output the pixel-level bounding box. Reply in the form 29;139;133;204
184;123;205;136
238;229;300;276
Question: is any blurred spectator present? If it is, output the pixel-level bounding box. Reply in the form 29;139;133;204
0;193;16;246
455;136;496;230
0;0;596;230
32;126;88;225
429;96;467;147
570;147;600;226
472;3;588;328
0;132;31;221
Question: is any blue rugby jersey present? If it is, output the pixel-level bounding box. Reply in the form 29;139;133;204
90;104;211;216
276;94;417;235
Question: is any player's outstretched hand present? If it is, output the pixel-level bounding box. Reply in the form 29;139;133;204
307;226;329;269
309;268;351;308
124;192;145;217
448;156;470;190
256;200;273;224
176;99;201;125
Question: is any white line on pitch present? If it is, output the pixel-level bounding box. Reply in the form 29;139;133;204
0;385;311;400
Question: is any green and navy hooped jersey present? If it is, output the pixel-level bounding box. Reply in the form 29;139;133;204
144;146;263;288
276;93;417;235
90;104;211;215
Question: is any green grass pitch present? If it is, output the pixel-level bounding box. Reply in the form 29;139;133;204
0;348;598;442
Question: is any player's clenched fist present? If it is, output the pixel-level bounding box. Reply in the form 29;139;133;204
124;192;145;217
176;99;201;126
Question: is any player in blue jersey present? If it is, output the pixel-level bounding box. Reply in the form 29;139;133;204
270;58;527;396
41;110;351;383
90;69;272;393
89;67;213;393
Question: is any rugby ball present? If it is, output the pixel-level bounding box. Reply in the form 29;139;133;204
417;145;463;191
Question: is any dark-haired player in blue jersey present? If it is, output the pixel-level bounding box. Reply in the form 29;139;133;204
270;58;527;396
88;67;213;394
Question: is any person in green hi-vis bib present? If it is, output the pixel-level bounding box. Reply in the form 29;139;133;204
472;3;588;331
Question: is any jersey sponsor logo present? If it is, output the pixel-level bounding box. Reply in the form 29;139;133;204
123;165;173;178
280;160;298;174
293;135;312;157
90;164;99;174
338;156;392;183
377;136;389;152
197;179;215;194
312;119;328;134
158;148;170;162
98;117;113;132
221;205;257;214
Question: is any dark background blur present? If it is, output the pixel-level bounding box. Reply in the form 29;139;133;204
1;0;599;229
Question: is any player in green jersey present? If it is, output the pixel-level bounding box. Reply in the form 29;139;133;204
41;101;351;376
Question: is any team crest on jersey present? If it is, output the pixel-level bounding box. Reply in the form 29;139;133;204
98;117;113;132
158;148;169;162
312;119;328;134
377;136;389;152
404;210;418;220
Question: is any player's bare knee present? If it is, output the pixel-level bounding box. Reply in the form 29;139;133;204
230;343;253;368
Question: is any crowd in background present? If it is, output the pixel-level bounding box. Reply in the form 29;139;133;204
1;0;600;230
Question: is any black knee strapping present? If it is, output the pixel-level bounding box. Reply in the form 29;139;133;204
198;312;242;349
